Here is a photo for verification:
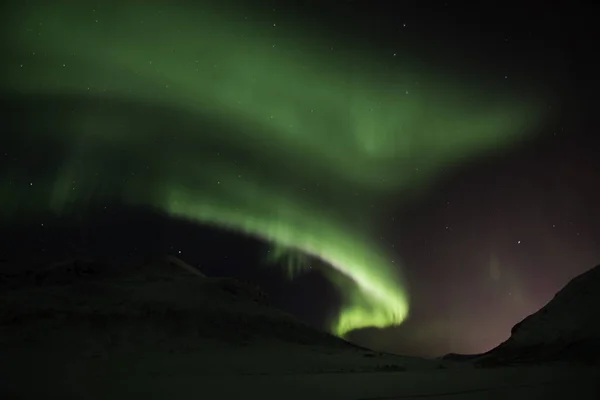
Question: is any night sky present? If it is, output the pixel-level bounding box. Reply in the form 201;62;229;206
1;0;598;357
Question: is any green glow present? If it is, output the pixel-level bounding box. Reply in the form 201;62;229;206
0;1;545;336
265;244;314;280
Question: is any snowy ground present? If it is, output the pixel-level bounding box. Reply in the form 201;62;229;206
119;366;599;400
2;349;598;400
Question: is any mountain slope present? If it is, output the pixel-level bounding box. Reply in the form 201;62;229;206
0;256;442;382
452;264;600;366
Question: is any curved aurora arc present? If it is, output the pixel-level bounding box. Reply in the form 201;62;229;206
1;1;545;336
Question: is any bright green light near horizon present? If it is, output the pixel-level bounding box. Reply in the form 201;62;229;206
0;1;545;336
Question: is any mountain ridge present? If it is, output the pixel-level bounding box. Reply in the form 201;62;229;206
443;264;600;366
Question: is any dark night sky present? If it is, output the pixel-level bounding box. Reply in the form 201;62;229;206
1;0;599;358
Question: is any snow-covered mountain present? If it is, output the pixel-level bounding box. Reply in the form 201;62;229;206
448;264;600;366
0;256;438;377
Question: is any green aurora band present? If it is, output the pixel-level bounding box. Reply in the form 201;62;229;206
1;1;546;336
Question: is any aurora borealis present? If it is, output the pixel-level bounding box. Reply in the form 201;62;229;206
1;0;578;342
